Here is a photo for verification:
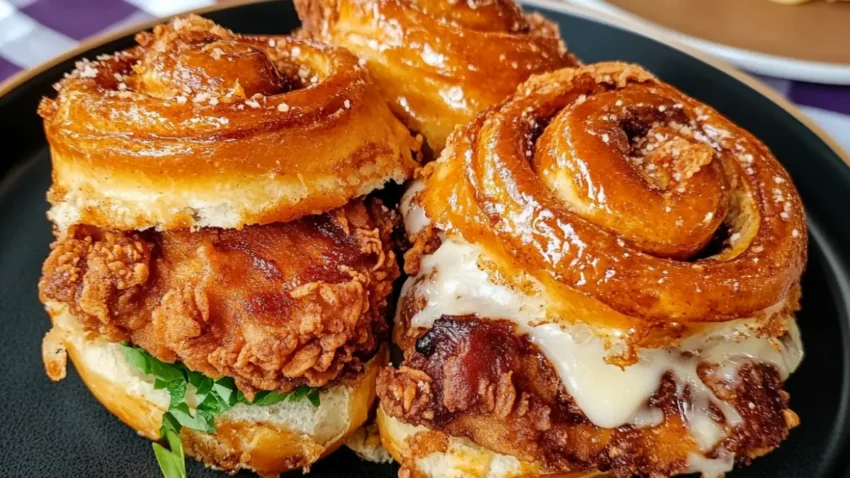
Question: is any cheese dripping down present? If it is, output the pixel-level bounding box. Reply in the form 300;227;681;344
399;182;804;477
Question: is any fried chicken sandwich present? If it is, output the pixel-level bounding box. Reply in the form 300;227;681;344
37;15;416;477
377;63;806;478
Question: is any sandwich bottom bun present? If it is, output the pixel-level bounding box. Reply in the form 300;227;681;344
376;407;601;478
43;302;387;477
346;421;394;464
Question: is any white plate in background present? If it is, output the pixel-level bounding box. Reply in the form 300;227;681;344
566;0;850;85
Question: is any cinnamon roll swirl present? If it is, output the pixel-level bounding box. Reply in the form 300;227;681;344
378;63;806;477
40;15;417;231
295;0;580;155
38;15;415;477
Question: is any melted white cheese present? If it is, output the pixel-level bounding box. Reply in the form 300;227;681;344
410;239;547;328
528;323;748;449
687;452;735;478
404;236;803;477
400;180;429;236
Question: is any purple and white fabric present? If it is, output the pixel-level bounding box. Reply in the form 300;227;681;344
1;0;848;154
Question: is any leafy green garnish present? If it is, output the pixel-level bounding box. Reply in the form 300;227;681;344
152;415;186;478
123;345;150;372
307;388;321;407
121;343;321;478
252;390;290;406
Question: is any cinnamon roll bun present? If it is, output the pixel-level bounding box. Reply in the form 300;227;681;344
40;15;417;231
295;0;580;155
378;63;806;477
38;15;415;477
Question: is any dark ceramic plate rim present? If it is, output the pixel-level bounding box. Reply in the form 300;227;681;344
0;0;848;476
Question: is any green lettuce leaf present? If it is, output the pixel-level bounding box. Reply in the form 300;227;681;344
153;414;185;478
119;343;321;478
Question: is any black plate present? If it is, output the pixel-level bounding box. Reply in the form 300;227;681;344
1;1;849;477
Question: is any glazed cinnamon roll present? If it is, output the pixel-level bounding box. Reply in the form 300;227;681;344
41;15;416;231
38;15;415;477
378;63;806;477
295;0;580;155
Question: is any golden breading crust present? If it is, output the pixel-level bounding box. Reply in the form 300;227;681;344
40;198;399;397
377;316;798;477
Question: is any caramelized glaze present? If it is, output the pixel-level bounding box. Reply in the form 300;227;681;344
296;0;579;154
420;63;807;326
39;15;417;231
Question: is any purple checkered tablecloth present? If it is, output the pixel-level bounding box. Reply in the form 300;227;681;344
1;0;849;154
0;0;221;79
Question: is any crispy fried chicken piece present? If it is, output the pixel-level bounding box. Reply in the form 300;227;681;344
378;316;797;477
40;198;399;396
